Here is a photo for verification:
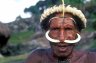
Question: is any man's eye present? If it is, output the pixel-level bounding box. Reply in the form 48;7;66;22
52;28;59;30
65;28;72;30
51;28;59;31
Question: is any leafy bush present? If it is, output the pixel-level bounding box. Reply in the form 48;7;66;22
93;21;96;30
8;30;34;45
0;53;28;63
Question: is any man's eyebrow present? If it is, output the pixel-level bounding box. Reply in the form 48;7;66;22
50;25;60;28
64;24;75;27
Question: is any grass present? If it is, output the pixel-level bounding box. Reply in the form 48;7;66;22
0;53;29;63
8;30;34;45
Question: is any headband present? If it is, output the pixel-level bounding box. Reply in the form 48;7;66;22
40;4;87;28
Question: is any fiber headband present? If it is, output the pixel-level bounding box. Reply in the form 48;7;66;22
40;4;87;28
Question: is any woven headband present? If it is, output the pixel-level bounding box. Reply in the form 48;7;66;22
40;4;87;28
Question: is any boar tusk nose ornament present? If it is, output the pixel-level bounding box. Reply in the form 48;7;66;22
45;30;59;43
45;30;81;43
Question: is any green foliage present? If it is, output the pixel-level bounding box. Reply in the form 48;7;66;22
60;0;83;6
84;27;95;32
8;30;34;45
0;53;28;63
24;6;39;14
90;40;96;48
92;20;96;30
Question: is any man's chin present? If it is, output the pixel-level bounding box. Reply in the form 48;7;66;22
54;52;70;58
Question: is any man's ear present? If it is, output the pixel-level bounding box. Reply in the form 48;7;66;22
76;30;80;34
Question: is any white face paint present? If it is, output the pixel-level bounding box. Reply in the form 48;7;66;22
45;30;81;43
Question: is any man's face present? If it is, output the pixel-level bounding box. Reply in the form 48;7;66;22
49;13;79;58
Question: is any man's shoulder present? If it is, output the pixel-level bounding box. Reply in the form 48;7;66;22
85;51;96;63
75;50;96;57
87;51;96;57
73;51;96;63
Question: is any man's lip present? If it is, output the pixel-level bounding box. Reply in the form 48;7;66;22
58;46;67;52
56;43;69;51
57;43;69;47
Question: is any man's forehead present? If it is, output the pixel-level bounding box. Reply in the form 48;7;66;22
49;13;75;24
50;17;74;24
50;17;75;28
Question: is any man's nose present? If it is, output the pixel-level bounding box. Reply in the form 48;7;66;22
59;29;65;42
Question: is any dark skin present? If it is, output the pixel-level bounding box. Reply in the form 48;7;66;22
49;13;80;59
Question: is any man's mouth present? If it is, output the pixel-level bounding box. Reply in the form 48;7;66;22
57;44;68;52
58;46;68;52
57;43;69;47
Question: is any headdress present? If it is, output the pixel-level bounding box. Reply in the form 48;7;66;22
40;1;87;28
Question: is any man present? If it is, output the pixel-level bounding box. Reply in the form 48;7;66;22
25;4;96;63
